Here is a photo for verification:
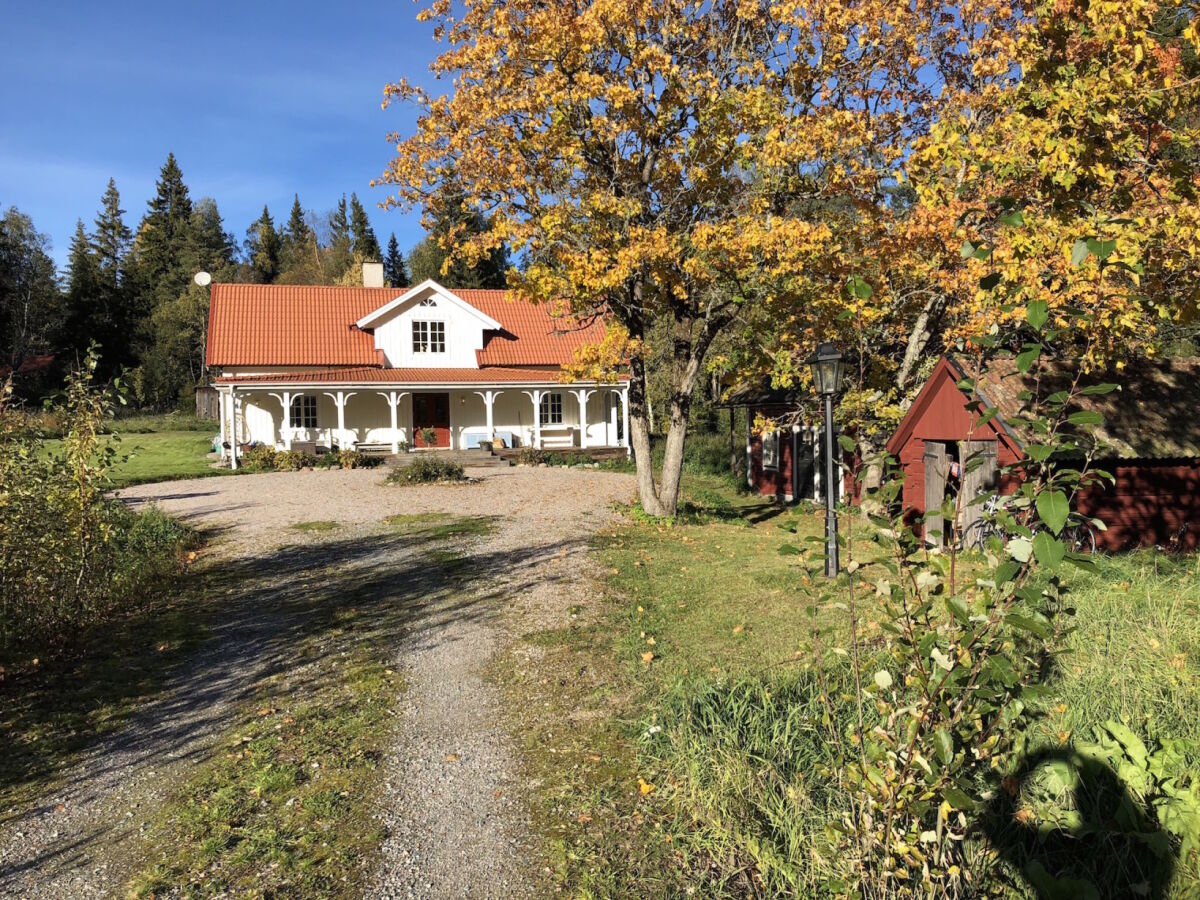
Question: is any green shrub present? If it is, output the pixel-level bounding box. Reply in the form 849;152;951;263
313;450;342;468
0;352;191;654
272;450;315;471
516;447;546;466
337;450;384;470
239;443;277;472
386;455;466;484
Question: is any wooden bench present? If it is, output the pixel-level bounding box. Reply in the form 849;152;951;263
539;425;577;449
354;442;394;457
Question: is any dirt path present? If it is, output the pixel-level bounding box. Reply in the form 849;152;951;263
0;467;633;898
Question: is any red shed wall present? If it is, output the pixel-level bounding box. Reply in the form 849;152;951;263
1078;460;1200;551
748;404;797;500
891;361;1021;532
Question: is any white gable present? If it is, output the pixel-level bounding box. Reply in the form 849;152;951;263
358;280;501;369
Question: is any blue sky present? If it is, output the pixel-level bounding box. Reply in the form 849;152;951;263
0;1;441;270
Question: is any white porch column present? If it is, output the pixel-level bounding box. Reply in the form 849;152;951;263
473;390;504;443
217;388;227;459
571;389;595;449
323;391;357;449
268;391;294;450
621;386;630;456
522;389;544;449
229;387;239;470
376;391;409;454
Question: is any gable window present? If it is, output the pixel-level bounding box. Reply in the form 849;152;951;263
412;320;446;353
289;395;317;429
419;297;437;307
540;392;563;426
762;430;780;471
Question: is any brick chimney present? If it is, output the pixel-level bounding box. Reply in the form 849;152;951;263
363;262;385;288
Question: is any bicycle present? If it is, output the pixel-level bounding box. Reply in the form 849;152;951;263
957;495;1097;555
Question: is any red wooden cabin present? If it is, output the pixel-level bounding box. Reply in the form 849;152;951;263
886;355;1200;552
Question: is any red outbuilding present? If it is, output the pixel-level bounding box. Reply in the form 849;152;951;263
886;355;1200;552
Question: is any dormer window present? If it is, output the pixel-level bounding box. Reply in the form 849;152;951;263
413;320;446;353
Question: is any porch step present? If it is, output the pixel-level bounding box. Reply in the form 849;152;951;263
387;450;512;469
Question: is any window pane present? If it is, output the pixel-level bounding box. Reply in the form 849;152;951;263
412;321;428;353
430;321;446;352
290;395;317;429
540;392;563;425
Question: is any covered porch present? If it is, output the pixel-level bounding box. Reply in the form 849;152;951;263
214;379;630;470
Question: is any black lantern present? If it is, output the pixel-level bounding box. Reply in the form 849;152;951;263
807;342;844;577
807;342;844;397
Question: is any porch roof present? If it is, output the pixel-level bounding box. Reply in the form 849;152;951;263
213;366;629;387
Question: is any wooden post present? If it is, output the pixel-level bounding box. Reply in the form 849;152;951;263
229;387;239;470
523;389;544;449
958;440;998;537
923;441;948;547
621;387;630;456
572;389;595;449
218;388;227;458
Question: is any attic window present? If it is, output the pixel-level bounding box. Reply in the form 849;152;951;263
413;320;446;353
419;297;437;307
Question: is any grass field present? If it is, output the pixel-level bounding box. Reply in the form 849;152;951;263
495;473;1200;898
40;423;223;487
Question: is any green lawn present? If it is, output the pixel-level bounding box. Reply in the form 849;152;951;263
494;473;1200;898
41;430;223;487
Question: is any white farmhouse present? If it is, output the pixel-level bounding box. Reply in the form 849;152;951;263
206;265;629;467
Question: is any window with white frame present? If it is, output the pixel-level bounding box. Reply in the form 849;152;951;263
540;392;563;425
419;297;437;307
289;395;317;429
762;430;780;471
412;320;446;353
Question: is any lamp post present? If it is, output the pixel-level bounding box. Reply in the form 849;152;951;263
807;342;844;577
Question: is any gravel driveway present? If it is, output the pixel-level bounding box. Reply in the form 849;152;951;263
0;466;634;898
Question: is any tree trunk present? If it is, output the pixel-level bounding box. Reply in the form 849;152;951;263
628;352;664;515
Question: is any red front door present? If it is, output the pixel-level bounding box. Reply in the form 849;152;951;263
412;393;451;448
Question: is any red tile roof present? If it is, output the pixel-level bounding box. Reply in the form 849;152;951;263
213;366;626;386
205;283;607;368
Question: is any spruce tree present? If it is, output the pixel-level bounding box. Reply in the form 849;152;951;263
244;206;282;284
349;193;382;261
132;153;195;310
408;178;509;288
324;196;353;282
63;219;104;363
92;178;131;280
383;233;409;288
186;197;236;276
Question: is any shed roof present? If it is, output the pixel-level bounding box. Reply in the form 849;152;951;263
889;354;1200;461
967;354;1200;460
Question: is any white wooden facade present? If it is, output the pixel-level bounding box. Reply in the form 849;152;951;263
209;279;629;468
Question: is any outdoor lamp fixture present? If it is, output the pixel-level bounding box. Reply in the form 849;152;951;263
808;342;844;577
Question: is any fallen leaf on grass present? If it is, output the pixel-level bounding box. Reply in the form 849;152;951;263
638;778;655;795
577;813;593;824
732;624;744;635
641;651;655;664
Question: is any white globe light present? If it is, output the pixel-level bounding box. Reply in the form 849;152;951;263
194;271;212;286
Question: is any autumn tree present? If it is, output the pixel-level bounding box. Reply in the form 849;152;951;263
378;0;1012;515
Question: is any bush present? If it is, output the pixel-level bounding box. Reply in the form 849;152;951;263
386;455;466;484
337;450;384;470
273;450;316;471
0;352;192;654
239;443;276;472
516;447;547;466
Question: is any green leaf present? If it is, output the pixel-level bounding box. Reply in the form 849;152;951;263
847;275;873;299
979;272;1002;291
1007;612;1051;638
1071;239;1091;267
960;240;976;259
1086;237;1116;260
945;596;970;625
1036;490;1069;535
1079;382;1119;396
1016;347;1040;373
1007;537;1033;563
934;727;954;765
1033;531;1065;571
943;786;976;811
1068;410;1105;427
837;435;857;453
1025;444;1054;462
1026;300;1049;331
777;543;802;555
999;209;1025;227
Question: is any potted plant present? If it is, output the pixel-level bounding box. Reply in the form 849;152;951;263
478;438;494;453
419;426;438;448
